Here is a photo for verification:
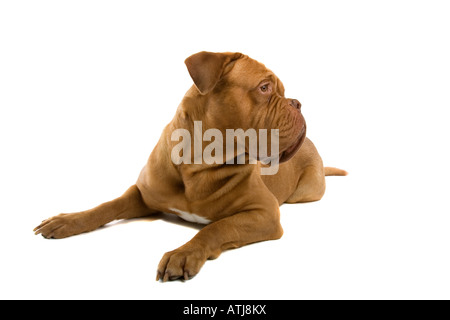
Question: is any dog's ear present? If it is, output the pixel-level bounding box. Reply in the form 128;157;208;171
185;51;242;95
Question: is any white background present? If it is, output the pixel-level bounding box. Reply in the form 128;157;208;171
1;0;449;299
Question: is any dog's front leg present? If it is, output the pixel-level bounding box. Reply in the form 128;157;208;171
34;185;157;239
156;203;283;281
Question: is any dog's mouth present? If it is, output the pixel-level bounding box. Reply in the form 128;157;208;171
279;126;306;163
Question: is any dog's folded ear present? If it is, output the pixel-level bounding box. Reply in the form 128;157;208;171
185;51;242;95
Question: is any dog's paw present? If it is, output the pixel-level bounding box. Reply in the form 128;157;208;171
33;213;85;239
156;244;208;282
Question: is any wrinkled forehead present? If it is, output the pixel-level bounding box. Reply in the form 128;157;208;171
226;56;285;96
227;56;276;88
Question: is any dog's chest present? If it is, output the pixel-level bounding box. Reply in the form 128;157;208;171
169;207;211;225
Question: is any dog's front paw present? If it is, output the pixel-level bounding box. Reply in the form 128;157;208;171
33;213;86;239
156;244;208;281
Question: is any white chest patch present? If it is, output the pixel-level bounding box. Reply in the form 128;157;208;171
169;208;211;225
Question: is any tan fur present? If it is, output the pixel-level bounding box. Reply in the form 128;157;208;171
324;167;348;176
34;52;346;281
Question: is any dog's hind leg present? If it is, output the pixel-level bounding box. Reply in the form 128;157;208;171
285;165;347;203
285;166;326;203
34;185;157;239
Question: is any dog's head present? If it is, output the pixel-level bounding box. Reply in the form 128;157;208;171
185;51;306;163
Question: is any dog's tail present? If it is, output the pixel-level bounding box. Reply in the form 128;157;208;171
324;167;348;176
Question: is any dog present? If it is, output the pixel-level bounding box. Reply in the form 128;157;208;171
34;51;347;281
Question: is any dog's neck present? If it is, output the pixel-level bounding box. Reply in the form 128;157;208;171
161;86;257;202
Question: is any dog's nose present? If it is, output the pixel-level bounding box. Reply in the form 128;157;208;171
289;99;301;110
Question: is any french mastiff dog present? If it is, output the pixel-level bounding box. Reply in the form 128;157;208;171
34;52;346;281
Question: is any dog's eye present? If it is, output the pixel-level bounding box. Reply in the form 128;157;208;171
260;84;270;93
